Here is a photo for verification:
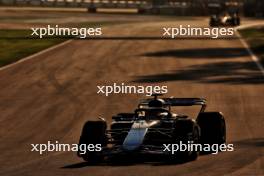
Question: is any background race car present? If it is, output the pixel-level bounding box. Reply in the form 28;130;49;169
209;1;241;27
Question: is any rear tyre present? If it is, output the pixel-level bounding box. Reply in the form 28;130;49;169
209;17;218;27
78;121;107;163
236;17;241;26
209;19;214;27
196;112;226;153
173;119;200;161
231;17;240;26
88;7;97;13
188;126;200;161
138;8;146;14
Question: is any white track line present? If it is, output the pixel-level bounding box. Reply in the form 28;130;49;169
236;22;264;30
235;23;264;77
236;32;264;77
0;39;73;72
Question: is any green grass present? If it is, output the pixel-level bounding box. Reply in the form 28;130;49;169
0;29;66;67
239;27;264;65
0;21;123;67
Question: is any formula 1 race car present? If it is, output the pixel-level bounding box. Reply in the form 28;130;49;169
210;12;240;27
208;1;240;27
78;94;226;163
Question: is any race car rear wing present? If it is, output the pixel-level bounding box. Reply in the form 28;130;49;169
138;95;207;112
164;98;206;106
139;98;206;106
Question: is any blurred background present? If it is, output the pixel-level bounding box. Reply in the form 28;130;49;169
0;0;263;17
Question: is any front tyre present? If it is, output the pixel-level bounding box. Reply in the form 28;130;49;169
173;119;200;161
197;112;226;153
78;121;107;163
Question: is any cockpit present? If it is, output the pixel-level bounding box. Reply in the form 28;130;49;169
135;108;171;120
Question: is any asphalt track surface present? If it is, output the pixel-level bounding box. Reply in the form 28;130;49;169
0;18;264;176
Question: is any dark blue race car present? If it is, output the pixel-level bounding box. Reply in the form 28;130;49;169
78;94;226;163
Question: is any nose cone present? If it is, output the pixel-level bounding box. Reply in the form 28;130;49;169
122;120;158;151
122;128;148;151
